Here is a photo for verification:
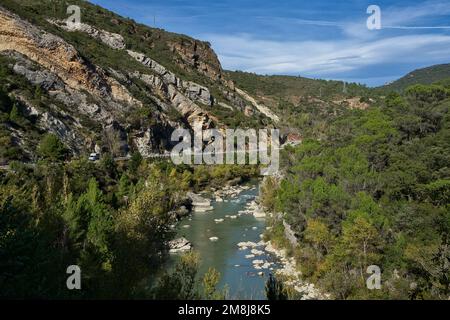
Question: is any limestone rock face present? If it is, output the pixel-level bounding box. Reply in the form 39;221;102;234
3;51;123;155
0;4;279;160
168;39;223;82
134;129;153;157
0;8;140;107
127;50;180;86
47;19;126;50
13;61;64;91
222;89;247;112
38;111;85;154
127;50;216;131
183;81;213;106
235;88;280;122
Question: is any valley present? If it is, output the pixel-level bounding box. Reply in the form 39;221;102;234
0;0;449;301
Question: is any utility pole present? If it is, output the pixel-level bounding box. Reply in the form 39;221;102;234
343;81;347;94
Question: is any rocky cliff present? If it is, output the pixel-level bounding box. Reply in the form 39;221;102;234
0;0;275;161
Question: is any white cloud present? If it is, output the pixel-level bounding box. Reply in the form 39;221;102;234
382;0;450;27
203;33;450;78
197;0;450;86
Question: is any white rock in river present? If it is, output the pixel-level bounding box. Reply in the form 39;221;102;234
251;249;264;256
237;241;251;248
252;227;257;230
214;218;224;223
237;241;260;248
183;225;191;229
209;237;219;242
229;215;238;219
253;210;266;218
245;254;255;259
169;237;192;253
195;206;214;212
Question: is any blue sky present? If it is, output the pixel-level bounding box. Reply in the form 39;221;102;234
89;0;450;86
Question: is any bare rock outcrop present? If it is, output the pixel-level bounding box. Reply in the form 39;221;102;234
47;19;126;50
127;51;217;130
235;87;280;122
168;39;223;82
0;8;139;108
182;81;213;106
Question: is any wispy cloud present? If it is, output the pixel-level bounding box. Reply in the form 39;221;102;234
90;0;450;86
204;33;450;84
254;16;345;28
384;26;450;29
201;0;450;85
373;0;450;32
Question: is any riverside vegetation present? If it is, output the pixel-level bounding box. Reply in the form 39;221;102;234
261;82;450;299
0;144;256;298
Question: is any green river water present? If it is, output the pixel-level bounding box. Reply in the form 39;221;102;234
174;181;281;300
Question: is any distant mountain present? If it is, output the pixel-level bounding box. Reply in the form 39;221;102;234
226;71;375;136
380;63;450;92
226;71;371;101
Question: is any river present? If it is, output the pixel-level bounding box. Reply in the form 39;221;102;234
174;180;281;300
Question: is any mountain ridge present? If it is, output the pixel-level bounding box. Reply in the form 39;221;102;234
379;63;450;92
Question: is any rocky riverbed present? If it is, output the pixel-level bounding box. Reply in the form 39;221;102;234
170;181;326;300
235;239;327;299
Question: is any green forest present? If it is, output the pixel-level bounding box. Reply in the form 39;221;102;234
0;143;256;298
261;82;450;299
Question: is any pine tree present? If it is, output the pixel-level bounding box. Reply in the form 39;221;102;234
117;174;131;200
265;274;288;300
9;103;20;123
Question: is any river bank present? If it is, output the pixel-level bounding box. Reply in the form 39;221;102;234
263;241;329;299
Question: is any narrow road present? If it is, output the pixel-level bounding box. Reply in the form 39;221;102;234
0;141;301;171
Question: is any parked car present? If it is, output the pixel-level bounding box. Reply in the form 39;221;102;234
88;153;100;161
